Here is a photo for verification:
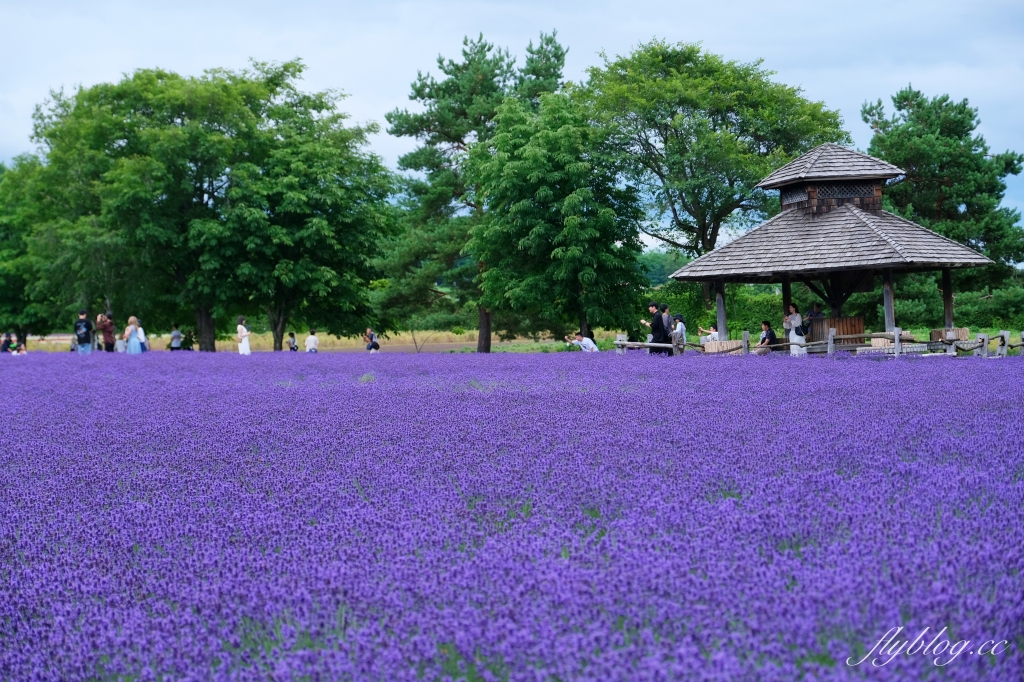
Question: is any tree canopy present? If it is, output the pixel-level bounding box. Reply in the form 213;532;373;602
467;92;645;337
585;41;850;255
380;32;567;350
862;86;1024;287
0;60;391;349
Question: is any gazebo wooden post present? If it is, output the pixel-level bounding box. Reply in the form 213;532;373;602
942;267;954;329
714;279;728;340
882;269;896;332
781;277;792;317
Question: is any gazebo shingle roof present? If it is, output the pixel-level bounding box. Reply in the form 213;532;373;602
669;205;991;282
756;143;904;189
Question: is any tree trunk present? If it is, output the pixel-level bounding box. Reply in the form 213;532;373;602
267;306;288;351
700;282;714;309
579;312;591;339
476;306;491;353
14;325;30;350
195;307;217;352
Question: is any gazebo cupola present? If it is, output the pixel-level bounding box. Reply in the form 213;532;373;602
756;142;903;216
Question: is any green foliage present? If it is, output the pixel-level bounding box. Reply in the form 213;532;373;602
467;93;645;337
0;60;390;349
224;82;394;349
0;156;53;338
382;33;567;348
863;87;1024;289
655;281;781;341
585;41;849;255
638;249;690;286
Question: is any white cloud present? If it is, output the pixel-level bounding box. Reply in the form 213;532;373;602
1;0;1021;209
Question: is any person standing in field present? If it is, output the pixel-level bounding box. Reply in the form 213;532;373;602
169;324;182;351
236;316;251;355
305;329;319;353
97;314;115;352
136;320;149;352
74;310;94;355
124;316;143;354
671;314;686;346
783;303;807;357
640;301;670;355
288;332;299;352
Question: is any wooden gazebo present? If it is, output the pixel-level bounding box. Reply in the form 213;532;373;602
669;143;992;340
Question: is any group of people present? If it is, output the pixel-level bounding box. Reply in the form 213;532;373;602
640;302;688;355
751;302;825;356
68;310;193;354
233;317;381;355
638;299;827;357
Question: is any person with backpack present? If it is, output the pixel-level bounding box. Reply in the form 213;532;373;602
363;327;380;353
74;310;94;354
305;329;320;353
783;303;807;356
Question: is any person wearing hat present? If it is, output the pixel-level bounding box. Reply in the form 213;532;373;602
671;314;686;346
564;331;599;353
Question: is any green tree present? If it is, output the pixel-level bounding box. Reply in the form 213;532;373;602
585;41;849;255
29;66;277;348
0;157;54;341
467;93;645;337
224;87;393;350
862;87;1024;288
384;32;566;351
638;249;691;286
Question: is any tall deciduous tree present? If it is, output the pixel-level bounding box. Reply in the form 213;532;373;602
225;87;393;350
384;32;566;351
30;65;279;349
585;41;849;255
0;157;54;341
862;87;1024;288
467;93;645;337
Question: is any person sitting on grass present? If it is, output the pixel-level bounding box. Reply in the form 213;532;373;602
564;331;599;353
305;329;319;353
751;320;777;356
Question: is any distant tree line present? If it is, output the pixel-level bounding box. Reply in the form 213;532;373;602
1;36;1020;349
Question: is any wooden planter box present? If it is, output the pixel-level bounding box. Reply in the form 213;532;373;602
809;316;865;343
929;327;969;342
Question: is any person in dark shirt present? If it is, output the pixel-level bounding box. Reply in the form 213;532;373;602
640;301;670;355
97;314;115;352
804;302;824;318
752;320;777;355
74;310;94;354
1;332;12;353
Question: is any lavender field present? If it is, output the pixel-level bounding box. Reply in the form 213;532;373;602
1;352;1022;681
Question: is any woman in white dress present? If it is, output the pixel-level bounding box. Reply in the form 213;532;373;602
783;303;807;356
237;315;251;355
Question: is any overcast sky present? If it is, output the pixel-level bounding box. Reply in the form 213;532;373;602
2;0;1022;212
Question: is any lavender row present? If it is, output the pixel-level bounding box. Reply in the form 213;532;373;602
1;352;1022;680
